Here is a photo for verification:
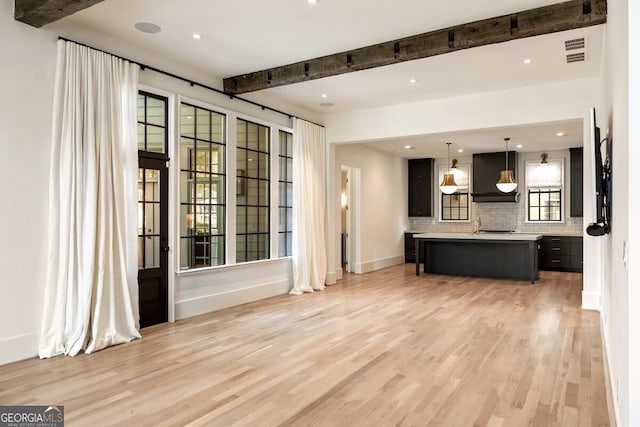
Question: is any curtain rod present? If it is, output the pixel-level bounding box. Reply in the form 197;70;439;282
57;37;324;128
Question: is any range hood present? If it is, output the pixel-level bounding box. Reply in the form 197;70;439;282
472;151;519;203
471;191;520;203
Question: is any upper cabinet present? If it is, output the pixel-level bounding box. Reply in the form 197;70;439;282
570;147;583;217
472;151;518;203
408;158;433;217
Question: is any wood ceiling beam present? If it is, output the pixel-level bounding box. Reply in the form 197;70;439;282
223;0;606;95
14;0;105;28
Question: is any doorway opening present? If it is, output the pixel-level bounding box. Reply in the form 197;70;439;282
340;165;360;274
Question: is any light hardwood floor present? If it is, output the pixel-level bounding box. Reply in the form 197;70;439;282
0;265;610;426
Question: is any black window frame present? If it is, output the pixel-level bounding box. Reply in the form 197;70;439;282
278;130;293;257
527;188;563;222
441;192;470;221
179;102;227;270
137;91;169;155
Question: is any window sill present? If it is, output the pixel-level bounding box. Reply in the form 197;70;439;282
176;256;292;276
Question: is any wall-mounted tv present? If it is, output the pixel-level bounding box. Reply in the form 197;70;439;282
586;107;611;236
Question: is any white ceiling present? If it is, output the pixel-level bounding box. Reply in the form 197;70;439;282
45;0;604;154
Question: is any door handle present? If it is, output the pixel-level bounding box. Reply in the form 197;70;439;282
161;246;170;253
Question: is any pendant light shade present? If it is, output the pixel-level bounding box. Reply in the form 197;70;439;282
496;137;518;193
440;142;458;194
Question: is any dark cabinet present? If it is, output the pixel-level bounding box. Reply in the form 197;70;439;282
472;151;518;202
570;147;583;217
408;158;433;217
404;232;426;263
540;235;583;272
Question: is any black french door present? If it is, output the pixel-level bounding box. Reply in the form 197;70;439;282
137;156;169;328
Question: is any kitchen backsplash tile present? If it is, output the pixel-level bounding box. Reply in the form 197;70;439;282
409;199;583;235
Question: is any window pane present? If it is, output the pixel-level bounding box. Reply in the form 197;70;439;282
246;179;259;206
137;123;145;151
196;108;210;141
259;153;269;179
145;236;160;269
210;236;224;266
279;182;287;207
530;207;539;221
259;127;270;153
247;122;259;150
236;206;247;234
258;234;269;259
146;96;165;126
211;145;224;174
237;121;246;148
259;180;269;205
212;113;225;143
181;105;195;137
247;206;258;233
529;192;540;206
146;125;164;153
286;183;293;206
278;233;287;257
259;207;269;232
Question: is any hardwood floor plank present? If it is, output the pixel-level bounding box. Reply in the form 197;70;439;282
0;266;610;426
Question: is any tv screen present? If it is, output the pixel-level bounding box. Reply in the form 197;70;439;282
589;107;604;224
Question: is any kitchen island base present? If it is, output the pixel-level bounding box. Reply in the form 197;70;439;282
414;234;542;283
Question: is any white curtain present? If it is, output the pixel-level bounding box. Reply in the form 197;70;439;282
39;40;141;358
290;119;327;295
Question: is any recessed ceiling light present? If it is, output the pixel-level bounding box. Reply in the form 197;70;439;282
516;144;524;148
410;78;417;84
134;22;161;34
308;0;318;4
523;58;532;65
556;132;565;137
321;93;328;98
457;149;464;153
404;145;412;149
193;33;202;40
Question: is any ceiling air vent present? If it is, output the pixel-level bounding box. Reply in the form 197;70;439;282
566;52;586;63
565;37;586;51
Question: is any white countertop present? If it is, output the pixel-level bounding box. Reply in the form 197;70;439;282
413;232;543;241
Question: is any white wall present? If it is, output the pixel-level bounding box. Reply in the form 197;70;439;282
0;1;57;365
335;144;408;274
599;0;638;425
324;78;600;144
627;0;640;422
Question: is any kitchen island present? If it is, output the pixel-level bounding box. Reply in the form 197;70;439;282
414;233;543;283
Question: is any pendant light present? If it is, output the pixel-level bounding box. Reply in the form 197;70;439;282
496;137;518;193
440;142;458;194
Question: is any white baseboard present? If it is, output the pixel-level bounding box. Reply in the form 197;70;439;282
600;312;620;427
175;279;290;320
0;333;38;366
355;255;405;274
582;291;601;311
326;270;337;285
335;268;343;281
